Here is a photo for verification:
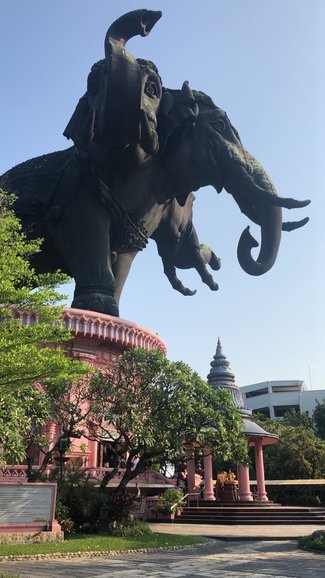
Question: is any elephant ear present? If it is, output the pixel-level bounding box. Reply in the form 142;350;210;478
64;9;162;149
157;81;199;153
63;93;95;149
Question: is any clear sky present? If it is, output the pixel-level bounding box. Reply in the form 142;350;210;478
1;1;324;390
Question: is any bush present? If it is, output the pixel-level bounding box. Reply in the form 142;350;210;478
59;485;103;532
108;519;153;537
154;488;185;514
266;485;325;507
55;500;75;535
0;573;21;578
299;531;325;552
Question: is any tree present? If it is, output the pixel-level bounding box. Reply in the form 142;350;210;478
282;408;315;430
87;349;248;492
313;400;325;440
23;349;247;514
14;346;248;527
0;192;88;464
253;414;325;479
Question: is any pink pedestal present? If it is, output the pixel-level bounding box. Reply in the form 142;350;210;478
15;308;167;471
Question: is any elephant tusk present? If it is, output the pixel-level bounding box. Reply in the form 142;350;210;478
282;217;310;231
225;162;311;210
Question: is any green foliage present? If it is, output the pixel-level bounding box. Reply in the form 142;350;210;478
282;408;314;429
313;399;325;440
88;348;247;493
299;532;325;552
55;500;75;535
0;191;88;464
266;485;325;507
253;414;325;479
154;488;185;514
108;519;153;537
0;573;21;578
59;485;104;532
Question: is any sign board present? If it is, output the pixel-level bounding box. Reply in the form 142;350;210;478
140;497;147;514
0;483;58;530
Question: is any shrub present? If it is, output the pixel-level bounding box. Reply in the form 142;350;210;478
55;500;74;535
108;519;153;537
299;532;325;552
154;488;185;514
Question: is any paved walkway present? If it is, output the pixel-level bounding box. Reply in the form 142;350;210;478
1;524;324;577
0;538;324;578
150;521;325;539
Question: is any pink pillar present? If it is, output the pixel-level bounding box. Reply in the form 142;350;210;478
237;463;253;501
186;451;196;494
254;440;268;502
87;439;98;468
203;448;215;501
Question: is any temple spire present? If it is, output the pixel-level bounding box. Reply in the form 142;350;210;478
207;338;245;409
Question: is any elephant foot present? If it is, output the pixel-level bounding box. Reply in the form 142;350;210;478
71;292;119;317
209;252;221;271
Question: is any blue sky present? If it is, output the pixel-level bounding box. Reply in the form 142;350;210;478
1;1;324;390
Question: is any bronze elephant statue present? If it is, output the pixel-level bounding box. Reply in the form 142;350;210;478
0;9;310;317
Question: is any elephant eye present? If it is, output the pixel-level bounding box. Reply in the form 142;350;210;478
144;76;162;99
211;119;226;133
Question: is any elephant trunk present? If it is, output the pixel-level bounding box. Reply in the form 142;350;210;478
237;206;282;276
101;10;162;147
224;160;283;276
105;9;162;50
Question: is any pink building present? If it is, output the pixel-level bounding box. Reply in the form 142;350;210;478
1;310;276;507
1;308;166;480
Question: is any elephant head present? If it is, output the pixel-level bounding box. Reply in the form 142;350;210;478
159;87;310;276
64;9;163;163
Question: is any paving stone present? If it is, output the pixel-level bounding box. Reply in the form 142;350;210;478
0;540;324;578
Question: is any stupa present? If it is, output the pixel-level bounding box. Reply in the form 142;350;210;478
184;338;279;502
206;338;278;501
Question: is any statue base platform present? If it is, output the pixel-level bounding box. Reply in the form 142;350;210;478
60;307;167;367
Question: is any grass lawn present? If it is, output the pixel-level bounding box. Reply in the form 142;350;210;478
0;533;207;558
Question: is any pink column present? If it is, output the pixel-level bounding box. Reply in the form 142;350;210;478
87;439;98;468
186;451;196;494
203;448;215;501
237;463;253;501
254;440;268;502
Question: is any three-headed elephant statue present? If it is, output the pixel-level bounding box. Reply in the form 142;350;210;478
0;9;310;317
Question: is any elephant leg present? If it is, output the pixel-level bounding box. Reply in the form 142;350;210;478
162;259;197;296
112;251;138;307
173;234;220;292
191;249;219;291
49;196;119;317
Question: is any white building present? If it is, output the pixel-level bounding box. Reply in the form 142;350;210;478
240;380;325;419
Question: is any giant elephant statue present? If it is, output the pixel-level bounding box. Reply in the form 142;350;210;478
0;9;310;317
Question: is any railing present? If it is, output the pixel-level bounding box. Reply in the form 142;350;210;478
170;492;200;510
185;492;200;507
0;465;175;487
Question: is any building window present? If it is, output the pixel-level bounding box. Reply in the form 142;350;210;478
273;405;300;418
245;387;268;398
252;407;270;418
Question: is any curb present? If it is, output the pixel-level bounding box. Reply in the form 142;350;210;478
0;540;211;562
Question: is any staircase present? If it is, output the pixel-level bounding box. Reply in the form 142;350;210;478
176;502;325;525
